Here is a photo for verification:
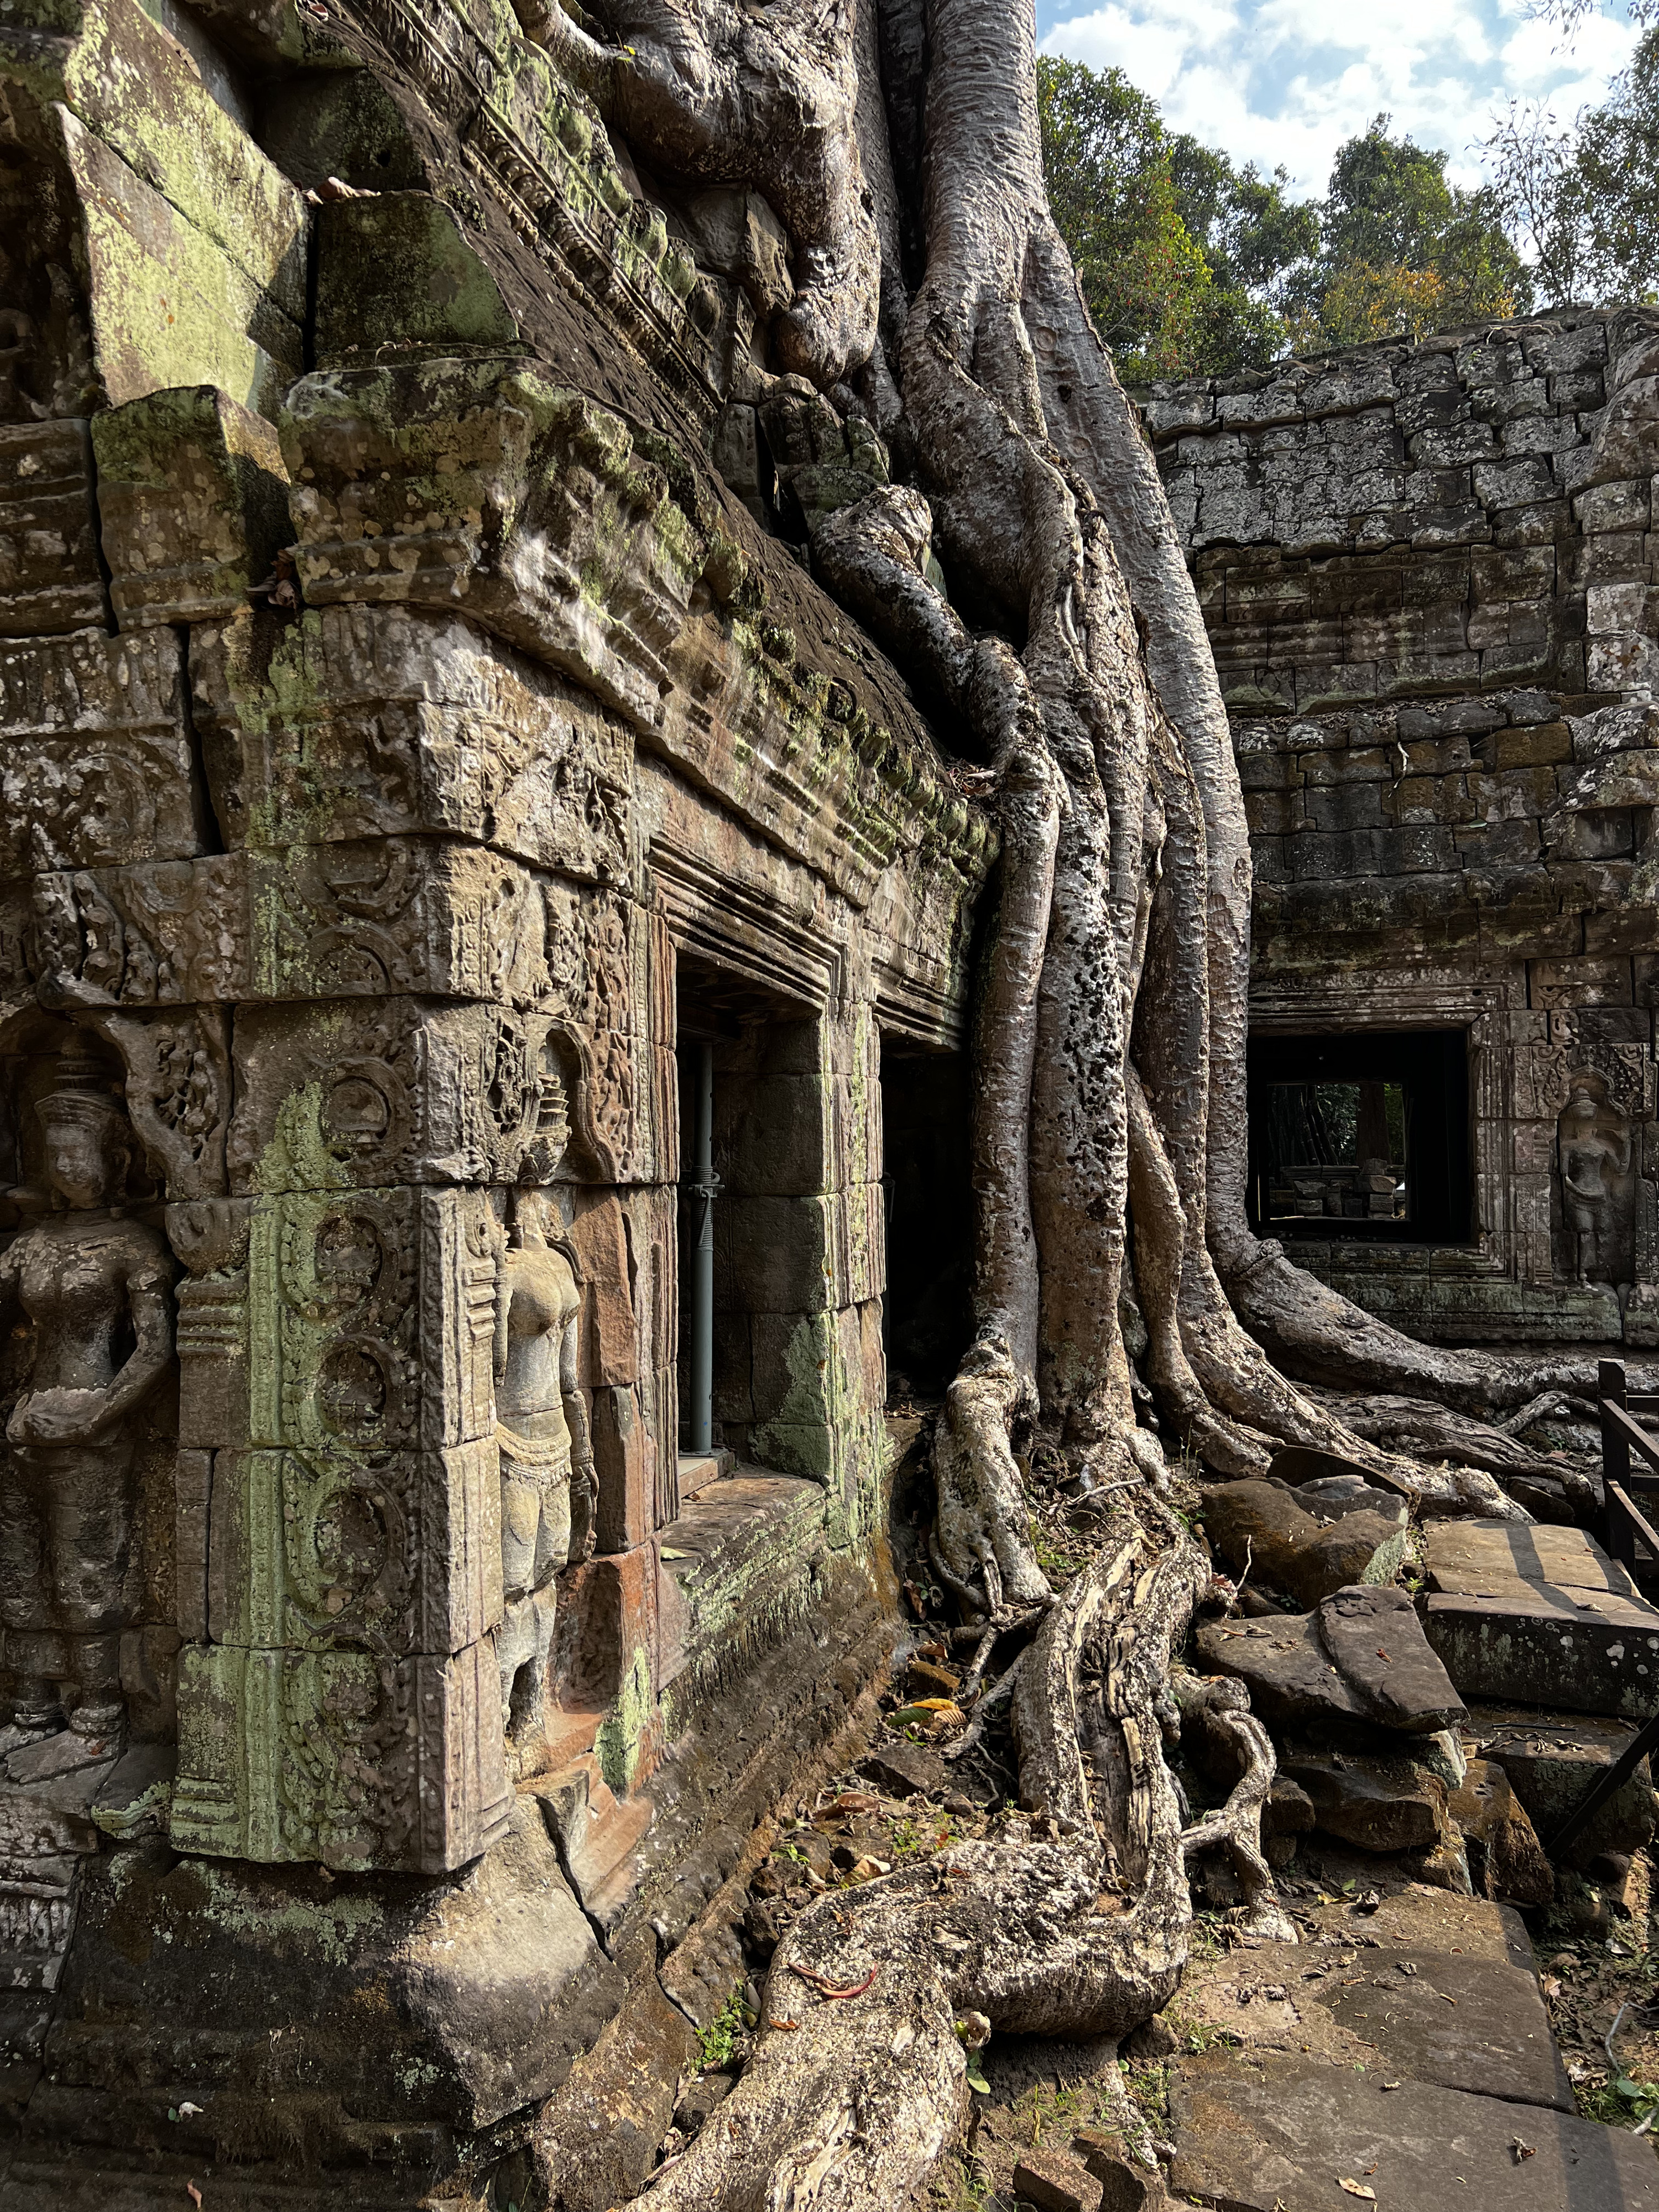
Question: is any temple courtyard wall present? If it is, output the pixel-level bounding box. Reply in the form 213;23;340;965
1150;312;1659;1347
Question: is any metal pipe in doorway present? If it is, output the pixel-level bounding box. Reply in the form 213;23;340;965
688;1041;717;1453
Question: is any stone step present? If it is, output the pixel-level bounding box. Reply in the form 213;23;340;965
1465;1701;1659;1865
1168;2047;1659;2211
1422;1521;1659;1719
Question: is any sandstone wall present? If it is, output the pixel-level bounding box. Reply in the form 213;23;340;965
1150;311;1659;1343
0;0;988;2191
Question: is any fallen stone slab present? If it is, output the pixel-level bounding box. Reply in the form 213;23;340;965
1181;1934;1567;2107
1071;2133;1167;2209
856;1740;948;1799
1203;1480;1407;1608
1168;2048;1659;2212
1196;1590;1463;1736
1423;1584;1659;1719
1276;1748;1448;1853
1196;1612;1370;1731
1426;1521;1643;1600
1467;1702;1659;1865
1012;2147;1103;2211
1294;1470;1413;1524
1317;1584;1467;1731
1298;1882;1535;1966
1320;1946;1571;2109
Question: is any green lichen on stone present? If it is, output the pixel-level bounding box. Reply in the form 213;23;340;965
594;1644;653;1797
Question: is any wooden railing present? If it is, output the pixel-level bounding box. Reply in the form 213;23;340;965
1599;1357;1659;1575
1548;1359;1659;1857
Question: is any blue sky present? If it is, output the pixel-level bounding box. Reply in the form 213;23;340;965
1037;0;1639;197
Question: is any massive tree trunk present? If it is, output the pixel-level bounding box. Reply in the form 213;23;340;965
518;0;1590;2198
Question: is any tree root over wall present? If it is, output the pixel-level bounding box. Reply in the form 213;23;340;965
504;0;1623;2195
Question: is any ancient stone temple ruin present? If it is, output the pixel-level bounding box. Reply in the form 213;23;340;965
0;1;988;2199
1150;313;1659;1348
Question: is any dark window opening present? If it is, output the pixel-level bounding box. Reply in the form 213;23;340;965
674;957;820;1475
1246;1029;1471;1243
879;1043;973;1400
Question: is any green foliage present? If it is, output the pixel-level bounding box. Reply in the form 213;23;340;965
1290;116;1531;346
1484;30;1659;306
1036;56;1311;380
1038;65;1532;379
696;1989;748;2070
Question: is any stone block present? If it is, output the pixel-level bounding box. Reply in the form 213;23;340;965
1169;2048;1659;2212
191;601;633;880
718;1193;837;1313
0;420;105;638
1202;1480;1406;1608
207;1439;502;1657
170;1633;510;1871
66;1794;617;2133
236;1182;499;1454
314;191;521;362
1576;477;1649;534
1448;1757;1554;1906
1275;1747;1448;1850
1425;1584;1659;1719
28;838;617;1019
1468;1702;1658;1865
282;357;703;727
56;108;301;416
1316;1585;1465;1731
0;628;205;872
1013;2150;1103;2212
92;386;292;628
1474;455;1556;507
48;0;310;321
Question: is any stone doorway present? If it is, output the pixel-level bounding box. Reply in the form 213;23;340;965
879;1041;973;1401
673;957;828;1481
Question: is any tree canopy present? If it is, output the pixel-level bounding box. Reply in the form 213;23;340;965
1483;27;1659;306
1036;62;1531;380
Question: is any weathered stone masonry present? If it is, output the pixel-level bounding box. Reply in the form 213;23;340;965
0;1;991;2200
1151;311;1659;1346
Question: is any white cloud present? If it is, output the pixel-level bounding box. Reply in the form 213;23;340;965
1040;0;1637;197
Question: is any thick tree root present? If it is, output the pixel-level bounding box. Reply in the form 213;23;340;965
633;1509;1214;2209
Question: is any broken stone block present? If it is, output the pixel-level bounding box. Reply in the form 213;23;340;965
1012;2148;1103;2212
0;420;106;637
1202;1479;1406;1607
1449;1756;1554;1906
1197;1588;1461;1737
1275;1747;1449;1852
1316;1585;1467;1731
1074;2140;1166;2209
1197;1611;1370;1730
0;628;206;873
91;385;292;628
1264;1775;1316;1837
856;1739;948;1799
1468;1701;1659;1865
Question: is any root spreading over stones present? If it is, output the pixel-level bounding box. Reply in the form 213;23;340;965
568;0;1595;2196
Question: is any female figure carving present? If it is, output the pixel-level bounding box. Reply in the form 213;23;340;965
0;1045;174;1757
494;1184;595;1771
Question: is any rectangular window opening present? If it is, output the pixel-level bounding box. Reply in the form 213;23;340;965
1246;1029;1471;1244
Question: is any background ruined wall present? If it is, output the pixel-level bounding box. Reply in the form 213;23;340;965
1150;310;1659;1345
